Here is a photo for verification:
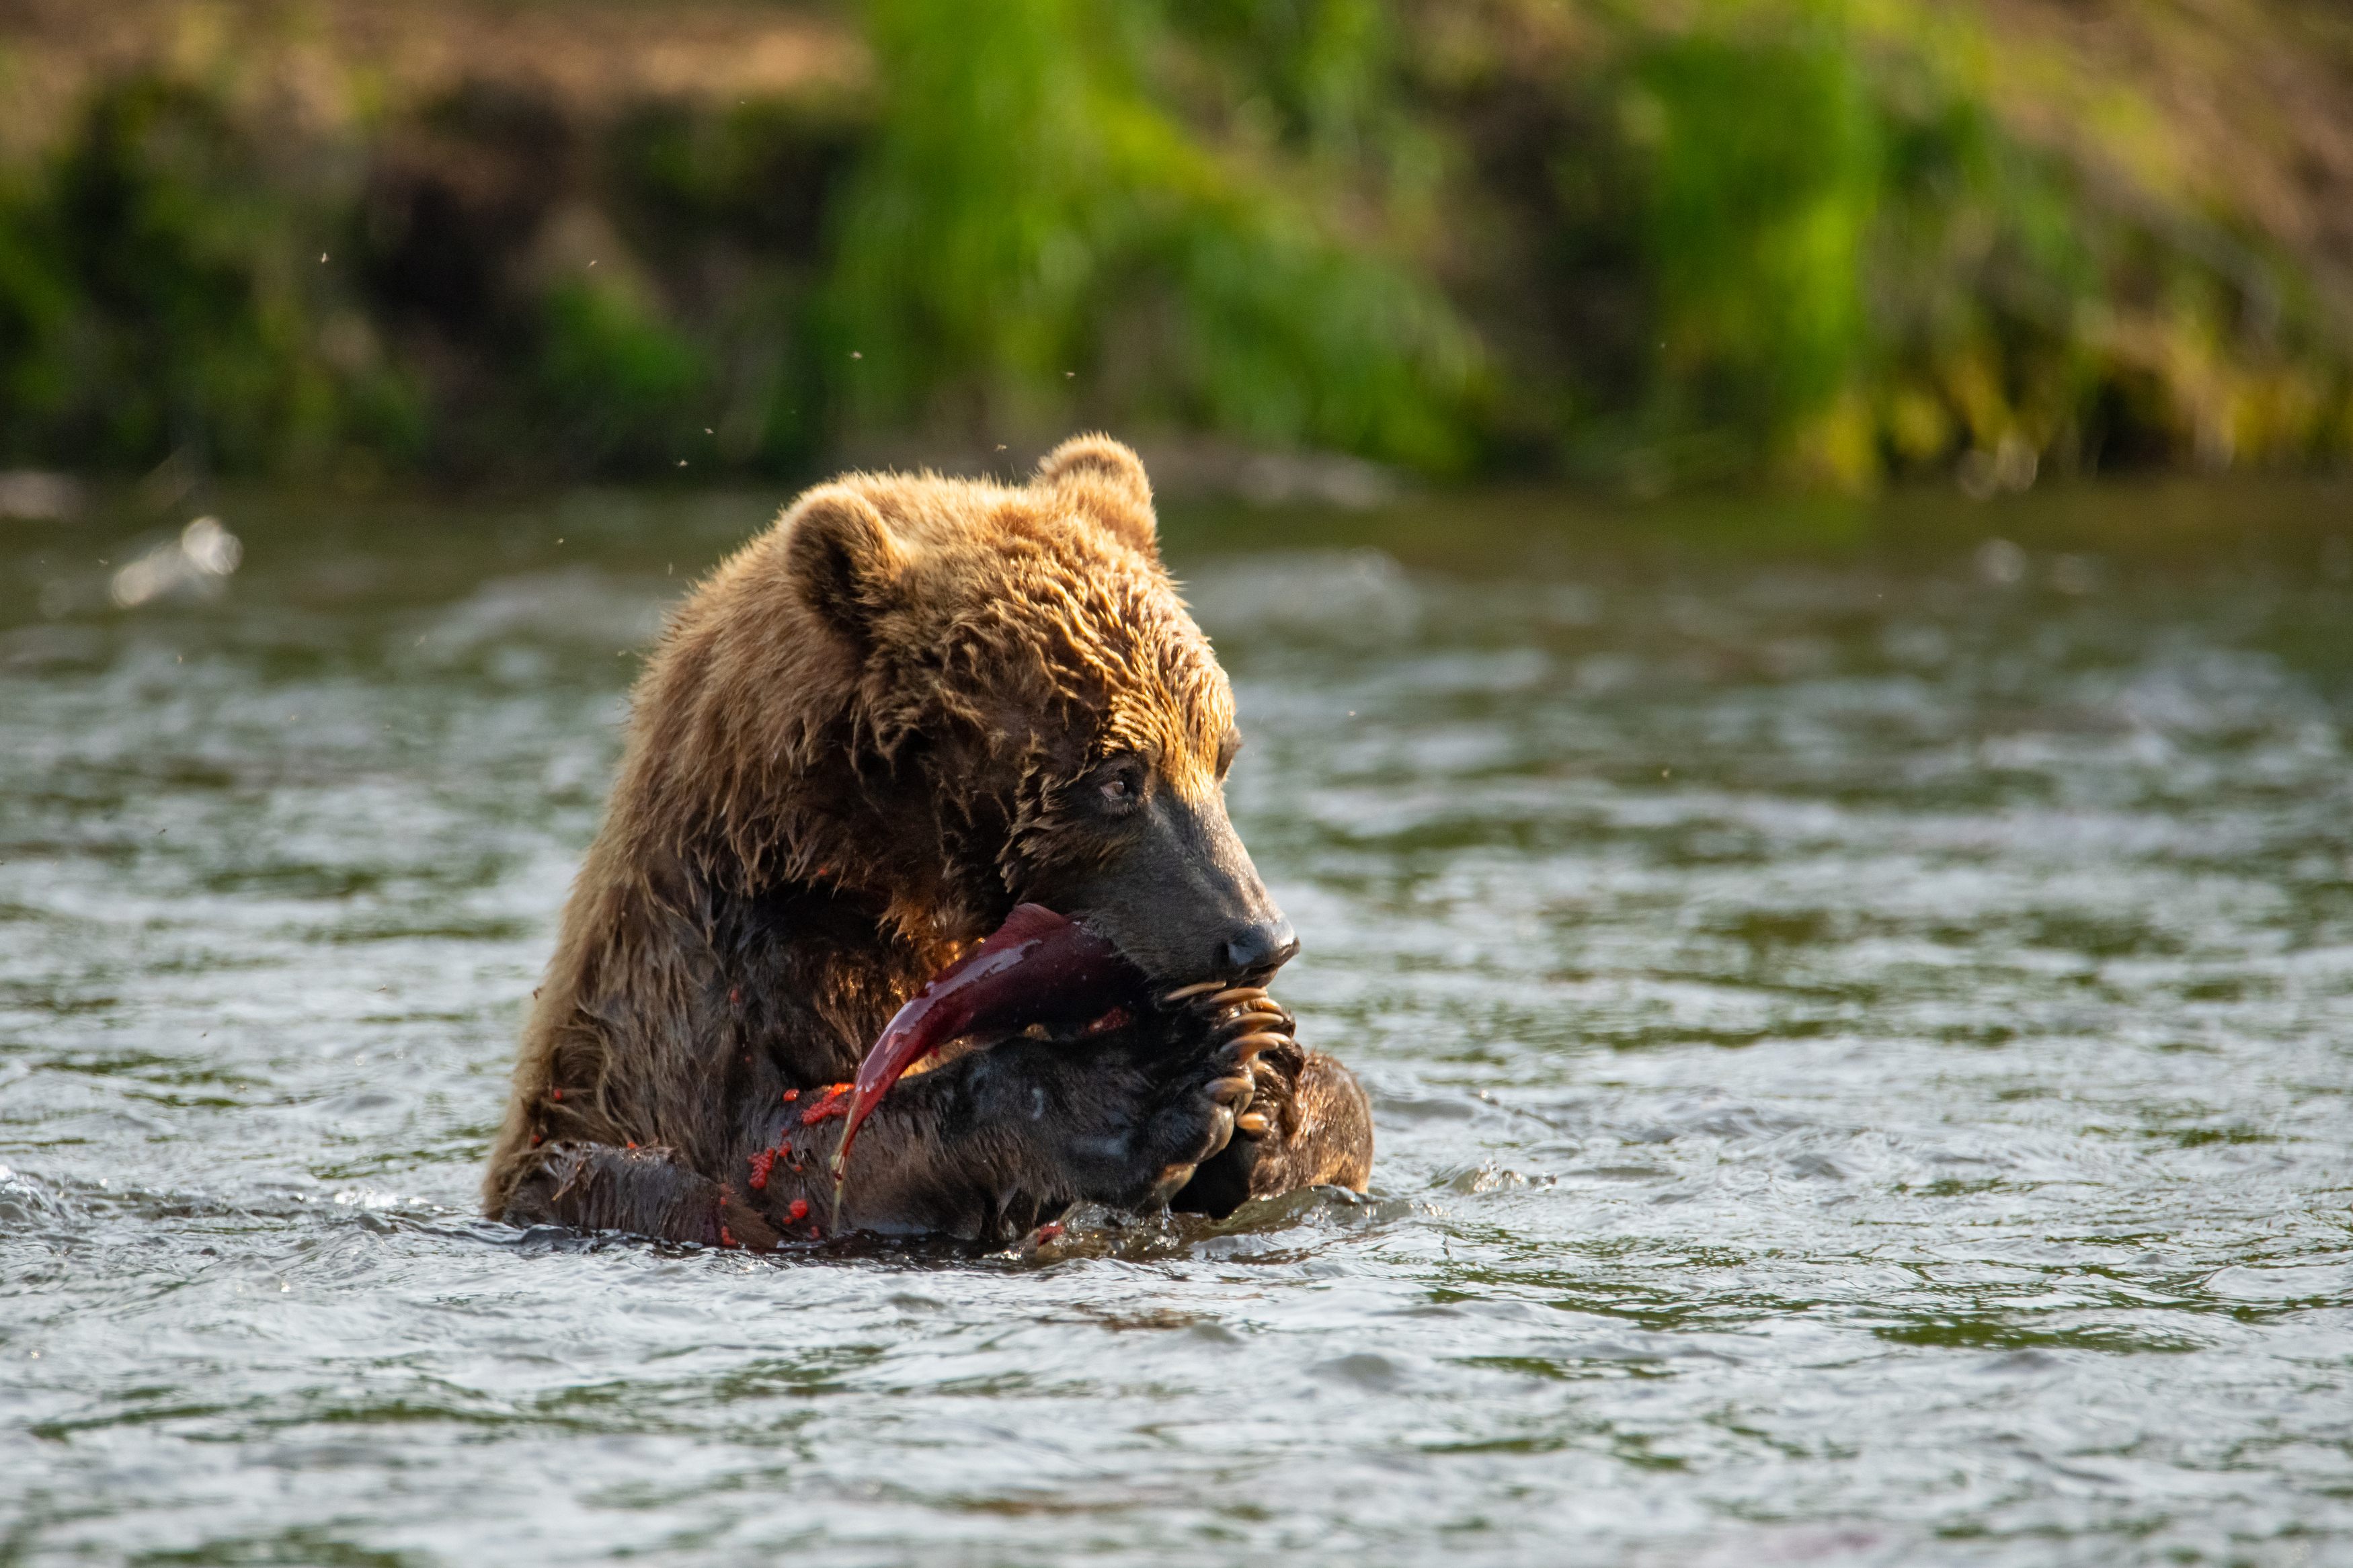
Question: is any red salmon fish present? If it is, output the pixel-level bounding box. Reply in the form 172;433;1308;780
831;905;1142;1180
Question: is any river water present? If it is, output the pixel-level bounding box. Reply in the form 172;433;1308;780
3;479;2350;1566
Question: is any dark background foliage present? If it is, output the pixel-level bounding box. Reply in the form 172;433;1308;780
0;0;2348;490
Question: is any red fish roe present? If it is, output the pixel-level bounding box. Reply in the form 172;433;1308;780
799;1083;852;1125
787;1198;809;1222
549;1088;562;1102
748;1149;776;1190
719;1225;737;1249
781;1088;799;1102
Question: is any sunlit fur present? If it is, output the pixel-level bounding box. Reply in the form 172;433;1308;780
481;436;1242;1215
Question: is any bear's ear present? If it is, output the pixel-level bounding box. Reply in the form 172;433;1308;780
1035;433;1157;557
783;485;906;642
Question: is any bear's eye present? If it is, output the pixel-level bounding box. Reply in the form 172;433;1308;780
1090;760;1146;810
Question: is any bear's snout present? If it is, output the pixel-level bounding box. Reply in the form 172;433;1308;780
1220;913;1298;983
1045;782;1295;989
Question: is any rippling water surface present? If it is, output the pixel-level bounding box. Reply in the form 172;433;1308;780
4;480;2351;1566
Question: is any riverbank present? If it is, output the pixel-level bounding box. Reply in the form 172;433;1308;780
1;0;2349;491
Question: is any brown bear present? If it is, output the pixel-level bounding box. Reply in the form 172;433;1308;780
481;436;1373;1249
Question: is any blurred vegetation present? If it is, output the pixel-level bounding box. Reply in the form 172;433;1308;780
0;77;425;474
830;0;1476;470
0;0;2347;491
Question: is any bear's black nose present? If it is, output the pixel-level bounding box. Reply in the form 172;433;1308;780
1222;916;1298;980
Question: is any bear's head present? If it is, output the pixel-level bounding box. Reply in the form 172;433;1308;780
641;436;1295;991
